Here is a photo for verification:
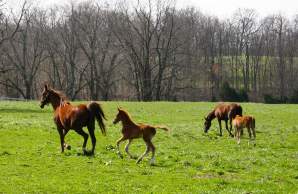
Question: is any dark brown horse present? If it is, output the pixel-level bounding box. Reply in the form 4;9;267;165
204;103;242;136
40;84;106;155
113;108;169;165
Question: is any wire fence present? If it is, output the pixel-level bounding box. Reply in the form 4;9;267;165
0;96;29;101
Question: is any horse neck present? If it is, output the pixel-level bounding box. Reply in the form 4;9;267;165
50;94;63;110
207;110;216;120
121;114;137;128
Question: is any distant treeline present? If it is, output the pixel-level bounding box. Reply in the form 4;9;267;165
0;0;298;102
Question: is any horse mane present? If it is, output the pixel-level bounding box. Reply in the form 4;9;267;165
49;88;68;102
207;110;216;120
119;108;134;123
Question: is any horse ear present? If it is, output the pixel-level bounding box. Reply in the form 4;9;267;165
117;107;120;111
44;84;48;91
204;116;207;120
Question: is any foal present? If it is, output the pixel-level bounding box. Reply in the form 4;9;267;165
113;108;169;165
232;115;256;145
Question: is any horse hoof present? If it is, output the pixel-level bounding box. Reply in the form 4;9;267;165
66;145;71;150
150;159;155;166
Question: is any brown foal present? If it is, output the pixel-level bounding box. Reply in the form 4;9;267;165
232;115;256;145
113;108;169;165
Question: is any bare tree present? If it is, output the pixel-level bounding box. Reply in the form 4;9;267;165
75;3;120;100
1;7;47;99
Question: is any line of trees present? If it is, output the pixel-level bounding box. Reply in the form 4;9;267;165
0;0;298;102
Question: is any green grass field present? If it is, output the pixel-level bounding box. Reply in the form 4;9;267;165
0;101;297;193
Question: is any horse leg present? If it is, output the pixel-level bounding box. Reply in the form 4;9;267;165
229;118;233;132
237;128;241;144
136;141;150;164
116;136;126;158
228;118;234;137
57;127;65;153
225;120;232;136
225;120;228;131
252;127;256;146
75;128;89;154
247;127;252;138
148;141;156;165
125;139;134;159
87;124;96;155
63;129;71;150
218;119;222;136
247;127;252;145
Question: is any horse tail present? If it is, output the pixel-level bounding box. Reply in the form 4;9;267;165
87;101;106;136
229;105;243;120
153;125;170;132
237;105;243;116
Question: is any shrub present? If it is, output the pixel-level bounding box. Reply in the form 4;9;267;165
219;82;248;102
238;88;249;102
263;94;283;104
289;89;298;103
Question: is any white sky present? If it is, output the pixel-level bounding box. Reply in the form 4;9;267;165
5;0;298;18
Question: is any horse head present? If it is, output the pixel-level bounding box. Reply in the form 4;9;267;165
204;116;212;133
40;84;51;108
113;107;122;124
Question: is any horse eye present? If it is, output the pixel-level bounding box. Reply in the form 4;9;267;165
43;93;49;99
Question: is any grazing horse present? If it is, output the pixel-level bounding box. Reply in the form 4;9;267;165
39;84;106;155
204;103;242;136
232;115;256;145
113;108;169;165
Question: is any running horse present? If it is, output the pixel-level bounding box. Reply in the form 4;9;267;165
39;84;106;155
204;103;242;136
113;108;170;165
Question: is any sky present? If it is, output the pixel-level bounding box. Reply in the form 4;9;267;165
4;0;298;18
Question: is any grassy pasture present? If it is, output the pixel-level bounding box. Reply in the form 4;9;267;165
0;101;297;193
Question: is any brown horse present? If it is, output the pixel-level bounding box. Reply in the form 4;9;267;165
204;103;242;136
39;84;106;155
113;108;169;165
232;115;256;145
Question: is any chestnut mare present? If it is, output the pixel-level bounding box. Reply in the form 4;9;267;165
40;85;106;155
204;103;242;136
113;108;169;165
232;115;256;145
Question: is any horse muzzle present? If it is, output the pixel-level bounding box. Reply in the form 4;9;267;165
40;103;45;109
113;119;119;125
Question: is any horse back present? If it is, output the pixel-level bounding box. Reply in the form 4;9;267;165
210;103;241;121
141;124;156;139
233;115;254;128
55;103;90;129
227;103;242;119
